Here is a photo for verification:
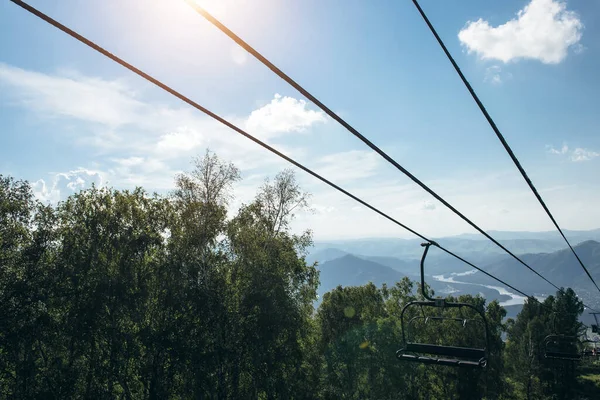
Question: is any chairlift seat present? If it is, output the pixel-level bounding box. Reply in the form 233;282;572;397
403;342;486;360
424;316;471;327
397;353;485;368
545;351;581;361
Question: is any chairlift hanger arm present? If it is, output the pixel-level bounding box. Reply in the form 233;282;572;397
590;312;600;326
420;242;437;302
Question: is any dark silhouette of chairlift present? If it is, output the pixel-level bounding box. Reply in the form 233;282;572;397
396;242;489;368
576;327;599;360
580;338;597;358
591;312;600;333
544;334;581;361
543;313;582;361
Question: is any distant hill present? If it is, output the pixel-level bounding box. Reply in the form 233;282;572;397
460;241;600;305
311;238;571;261
316;254;513;305
355;255;416;276
317;254;405;297
311;232;600;315
306;248;348;265
435;238;567;256
311;229;600;262
451;229;600;242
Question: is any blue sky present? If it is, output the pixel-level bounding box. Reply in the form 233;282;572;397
1;0;599;240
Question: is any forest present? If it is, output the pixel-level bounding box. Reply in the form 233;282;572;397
1;151;599;399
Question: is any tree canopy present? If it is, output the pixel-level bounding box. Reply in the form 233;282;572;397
1;151;598;399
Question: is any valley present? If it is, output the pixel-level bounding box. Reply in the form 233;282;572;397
310;229;600;321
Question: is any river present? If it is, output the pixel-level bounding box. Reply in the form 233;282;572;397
432;271;528;307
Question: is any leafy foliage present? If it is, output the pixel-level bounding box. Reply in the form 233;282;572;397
0;152;597;399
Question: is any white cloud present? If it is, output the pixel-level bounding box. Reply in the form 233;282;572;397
548;144;569;155
0;64;323;155
113;157;145;167
292;166;600;240
484;65;512;85
421;201;437;211
245;94;326;139
155;127;205;159
573;43;586;55
107;157;175;189
0;63;145;127
539;184;576;193
6;63;598;239
33;169;104;203
458;0;583;64
0;63;329;196
312;150;381;183
571;148;600;162
485;66;503;85
313;204;337;215
112;157;168;173
547;144;599;162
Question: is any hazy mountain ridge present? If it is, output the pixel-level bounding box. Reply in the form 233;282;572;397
311;237;574;262
311;229;600;260
309;229;600;274
311;229;600;311
355;255;414;275
461;240;600;296
316;254;511;304
306;248;349;265
317;254;405;297
451;228;600;242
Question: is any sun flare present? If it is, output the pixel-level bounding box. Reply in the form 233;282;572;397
187;0;227;16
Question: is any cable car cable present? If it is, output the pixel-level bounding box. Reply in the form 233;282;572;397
182;0;573;297
409;0;600;295
9;0;597;313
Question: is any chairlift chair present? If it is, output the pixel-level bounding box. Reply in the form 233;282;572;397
581;339;596;358
580;338;598;359
590;313;600;333
542;312;584;361
396;242;489;368
543;334;581;361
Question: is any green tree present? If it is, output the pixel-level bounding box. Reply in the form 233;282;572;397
3;157;594;400
505;288;584;400
224;168;318;399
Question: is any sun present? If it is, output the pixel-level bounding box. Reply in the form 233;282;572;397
185;0;228;17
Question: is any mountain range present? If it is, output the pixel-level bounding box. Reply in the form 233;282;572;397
310;229;600;317
311;228;600;262
460;240;600;297
316;253;514;303
450;229;600;242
